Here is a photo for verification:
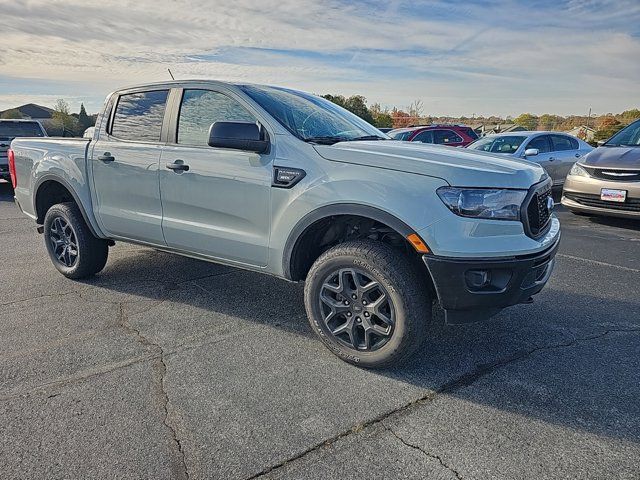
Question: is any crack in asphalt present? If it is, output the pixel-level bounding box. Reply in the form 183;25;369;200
247;326;640;479
117;303;190;480
384;423;462;479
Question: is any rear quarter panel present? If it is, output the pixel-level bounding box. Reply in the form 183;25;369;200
10;138;102;234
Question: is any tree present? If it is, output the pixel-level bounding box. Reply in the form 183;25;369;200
78;103;92;130
51;99;81;137
408;100;424;124
537;114;562;131
594;116;624;142
391;108;412;128
343;95;374;124
0;108;25;119
514;113;538;130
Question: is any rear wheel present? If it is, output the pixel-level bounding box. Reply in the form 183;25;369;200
304;240;430;368
43;202;109;279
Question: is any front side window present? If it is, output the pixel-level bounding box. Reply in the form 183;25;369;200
550;135;577;151
177;90;256;146
605;119;640;146
240;85;382;143
526;135;551;153
433;130;463;144
110;90;169;142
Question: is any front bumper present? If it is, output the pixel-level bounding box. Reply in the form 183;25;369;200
562;173;640;219
423;234;560;324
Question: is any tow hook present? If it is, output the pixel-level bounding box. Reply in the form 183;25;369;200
36;225;44;234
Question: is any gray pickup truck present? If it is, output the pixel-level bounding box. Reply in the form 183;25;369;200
1;119;47;181
10;80;560;368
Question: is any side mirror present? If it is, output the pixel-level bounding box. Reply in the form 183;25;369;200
208;122;269;154
524;148;539;157
597;140;606;146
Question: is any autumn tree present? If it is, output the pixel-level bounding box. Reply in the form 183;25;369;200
594;116;624;142
514;113;538;130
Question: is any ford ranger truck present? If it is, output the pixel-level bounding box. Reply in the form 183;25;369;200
9;81;560;368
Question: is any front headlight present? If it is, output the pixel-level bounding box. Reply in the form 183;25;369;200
569;163;590;177
437;187;527;221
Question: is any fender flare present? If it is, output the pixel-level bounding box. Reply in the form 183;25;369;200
33;174;101;237
282;203;415;280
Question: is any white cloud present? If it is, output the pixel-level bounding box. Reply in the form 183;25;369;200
0;0;638;116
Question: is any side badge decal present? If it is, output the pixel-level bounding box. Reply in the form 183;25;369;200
272;167;306;188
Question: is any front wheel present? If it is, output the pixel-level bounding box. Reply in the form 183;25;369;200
304;240;431;368
43;202;109;279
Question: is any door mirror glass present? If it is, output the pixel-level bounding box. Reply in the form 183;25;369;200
524;148;539;157
208;122;269;153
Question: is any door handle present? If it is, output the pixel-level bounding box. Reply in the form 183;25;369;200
166;161;190;172
575;153;581;158
548;157;556;161
98;152;115;162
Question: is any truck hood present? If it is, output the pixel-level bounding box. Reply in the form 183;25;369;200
314;140;546;189
582;146;640;169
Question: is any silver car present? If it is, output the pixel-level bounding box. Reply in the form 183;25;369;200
467;131;593;187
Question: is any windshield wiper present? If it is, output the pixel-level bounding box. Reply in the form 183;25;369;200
303;136;347;145
347;135;387;141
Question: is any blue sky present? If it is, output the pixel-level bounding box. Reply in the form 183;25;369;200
1;0;639;117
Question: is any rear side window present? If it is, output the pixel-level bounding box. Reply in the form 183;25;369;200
177;90;256;146
526;135;551;153
462;127;478;140
412;130;434;143
433;130;463;144
0;121;44;138
550;134;578;151
110;90;169;142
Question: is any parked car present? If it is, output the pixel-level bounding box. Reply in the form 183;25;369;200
377;127;393;134
9;80;560;368
0;119;46;182
562;119;640;219
388;124;478;147
466;132;593;187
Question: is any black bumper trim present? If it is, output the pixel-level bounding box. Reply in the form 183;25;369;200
423;236;560;324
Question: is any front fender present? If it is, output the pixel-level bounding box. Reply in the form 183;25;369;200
268;164;449;278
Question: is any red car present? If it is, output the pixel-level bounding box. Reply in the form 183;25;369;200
388;124;478;147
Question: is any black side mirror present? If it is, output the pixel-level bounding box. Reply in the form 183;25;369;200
208;122;269;154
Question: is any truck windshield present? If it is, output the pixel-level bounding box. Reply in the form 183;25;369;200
240;85;385;144
0;121;45;138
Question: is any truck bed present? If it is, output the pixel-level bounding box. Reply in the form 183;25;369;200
11;137;92;221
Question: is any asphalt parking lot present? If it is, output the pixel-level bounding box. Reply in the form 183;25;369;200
1;181;639;480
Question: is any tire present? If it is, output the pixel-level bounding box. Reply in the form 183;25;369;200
304;240;430;368
43;202;109;279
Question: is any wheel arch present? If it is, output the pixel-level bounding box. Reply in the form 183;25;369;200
283;203;418;281
33;175;99;237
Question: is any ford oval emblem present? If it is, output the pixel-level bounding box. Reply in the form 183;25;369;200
547;196;554;212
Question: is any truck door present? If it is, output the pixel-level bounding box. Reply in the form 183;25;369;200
159;88;272;267
90;89;169;245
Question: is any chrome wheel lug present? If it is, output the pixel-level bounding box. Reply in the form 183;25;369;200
356;317;361;323
351;294;357;300
364;312;370;317
362;300;368;305
346;312;352;317
344;300;349;306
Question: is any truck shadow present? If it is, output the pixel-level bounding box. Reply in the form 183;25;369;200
0;182;14;202
82;246;640;445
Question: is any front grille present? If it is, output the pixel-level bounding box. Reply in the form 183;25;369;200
584;167;640;182
565;192;640;212
524;180;553;238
